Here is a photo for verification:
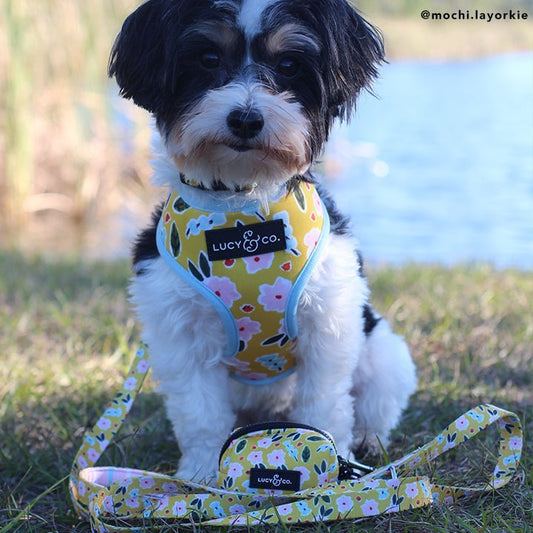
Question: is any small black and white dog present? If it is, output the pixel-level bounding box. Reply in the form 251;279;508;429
110;0;416;482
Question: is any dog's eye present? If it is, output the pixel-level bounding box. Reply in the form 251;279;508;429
276;57;300;78
200;50;221;69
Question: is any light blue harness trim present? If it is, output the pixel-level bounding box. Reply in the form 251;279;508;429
156;223;241;358
156;186;330;384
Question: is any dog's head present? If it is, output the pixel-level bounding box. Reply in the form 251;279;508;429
109;0;384;193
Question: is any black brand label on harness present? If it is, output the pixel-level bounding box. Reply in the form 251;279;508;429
249;468;301;491
205;219;287;261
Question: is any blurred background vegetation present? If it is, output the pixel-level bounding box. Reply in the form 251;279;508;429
1;0;532;257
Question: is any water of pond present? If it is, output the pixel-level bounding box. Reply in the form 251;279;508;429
323;52;533;269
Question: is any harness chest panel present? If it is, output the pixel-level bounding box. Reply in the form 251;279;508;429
156;182;329;384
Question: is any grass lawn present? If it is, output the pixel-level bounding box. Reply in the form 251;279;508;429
0;251;531;532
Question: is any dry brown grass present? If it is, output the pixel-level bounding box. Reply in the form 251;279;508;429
0;1;156;254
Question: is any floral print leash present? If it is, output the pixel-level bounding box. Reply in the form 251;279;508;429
70;348;523;531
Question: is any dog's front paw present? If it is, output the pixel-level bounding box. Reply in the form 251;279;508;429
175;449;219;485
352;430;388;456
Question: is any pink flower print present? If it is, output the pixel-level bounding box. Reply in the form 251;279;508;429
140;476;155;489
258;277;292;312
361;499;380;516
239;372;269;381
87;448;99;463
405;482;419;498
125;497;140;509
312;189;324;217
336;495;353;513
303;227;321;258
78;480;86;497
267;449;286;466
257;437;272;448
236;317;261;343
224;357;251;371
172;500;187;516
119;477;133;488
137;359;149;373
455;415;470;431
509;436;522;450
162;482;179;493
276;504;293;516
247;451;264;465
386;478;401;489
229;504;246;515
294;466;310;483
243;253;274;273
155;495;170;511
204;276;241;307
124;377;137;391
97;417;111;430
227;462;244;478
317;472;330;485
102;495;115;514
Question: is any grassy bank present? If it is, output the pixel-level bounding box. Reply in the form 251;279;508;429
1;252;531;531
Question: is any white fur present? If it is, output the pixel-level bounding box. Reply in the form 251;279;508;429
131;215;417;481
239;0;277;36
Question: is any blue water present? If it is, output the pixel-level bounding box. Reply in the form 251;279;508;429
324;53;533;269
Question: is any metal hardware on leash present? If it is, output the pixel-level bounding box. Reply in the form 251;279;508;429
338;456;375;479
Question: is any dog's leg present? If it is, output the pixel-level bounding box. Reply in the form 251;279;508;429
160;364;236;483
288;238;367;458
131;259;236;483
351;318;417;452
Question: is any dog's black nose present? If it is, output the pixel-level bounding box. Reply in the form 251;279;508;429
227;108;264;139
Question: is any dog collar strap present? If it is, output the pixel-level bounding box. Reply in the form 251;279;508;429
156;182;330;384
69;353;523;530
180;173;256;193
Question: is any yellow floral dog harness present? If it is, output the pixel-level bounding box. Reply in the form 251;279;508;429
156;181;329;384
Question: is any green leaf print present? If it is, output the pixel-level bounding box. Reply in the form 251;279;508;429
199;251;211;278
294;184;306;211
302;445;311;463
173;196;190;212
170;222;181;257
188;260;204;281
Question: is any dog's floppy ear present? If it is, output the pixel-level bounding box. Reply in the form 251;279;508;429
321;1;385;119
108;0;168;113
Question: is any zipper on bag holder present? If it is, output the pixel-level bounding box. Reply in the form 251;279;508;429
218;421;337;464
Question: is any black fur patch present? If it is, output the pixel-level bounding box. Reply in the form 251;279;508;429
132;205;162;273
362;303;381;336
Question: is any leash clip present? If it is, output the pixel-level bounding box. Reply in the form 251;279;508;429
338;456;375;480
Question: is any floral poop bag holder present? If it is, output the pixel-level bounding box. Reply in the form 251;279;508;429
69;348;523;531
